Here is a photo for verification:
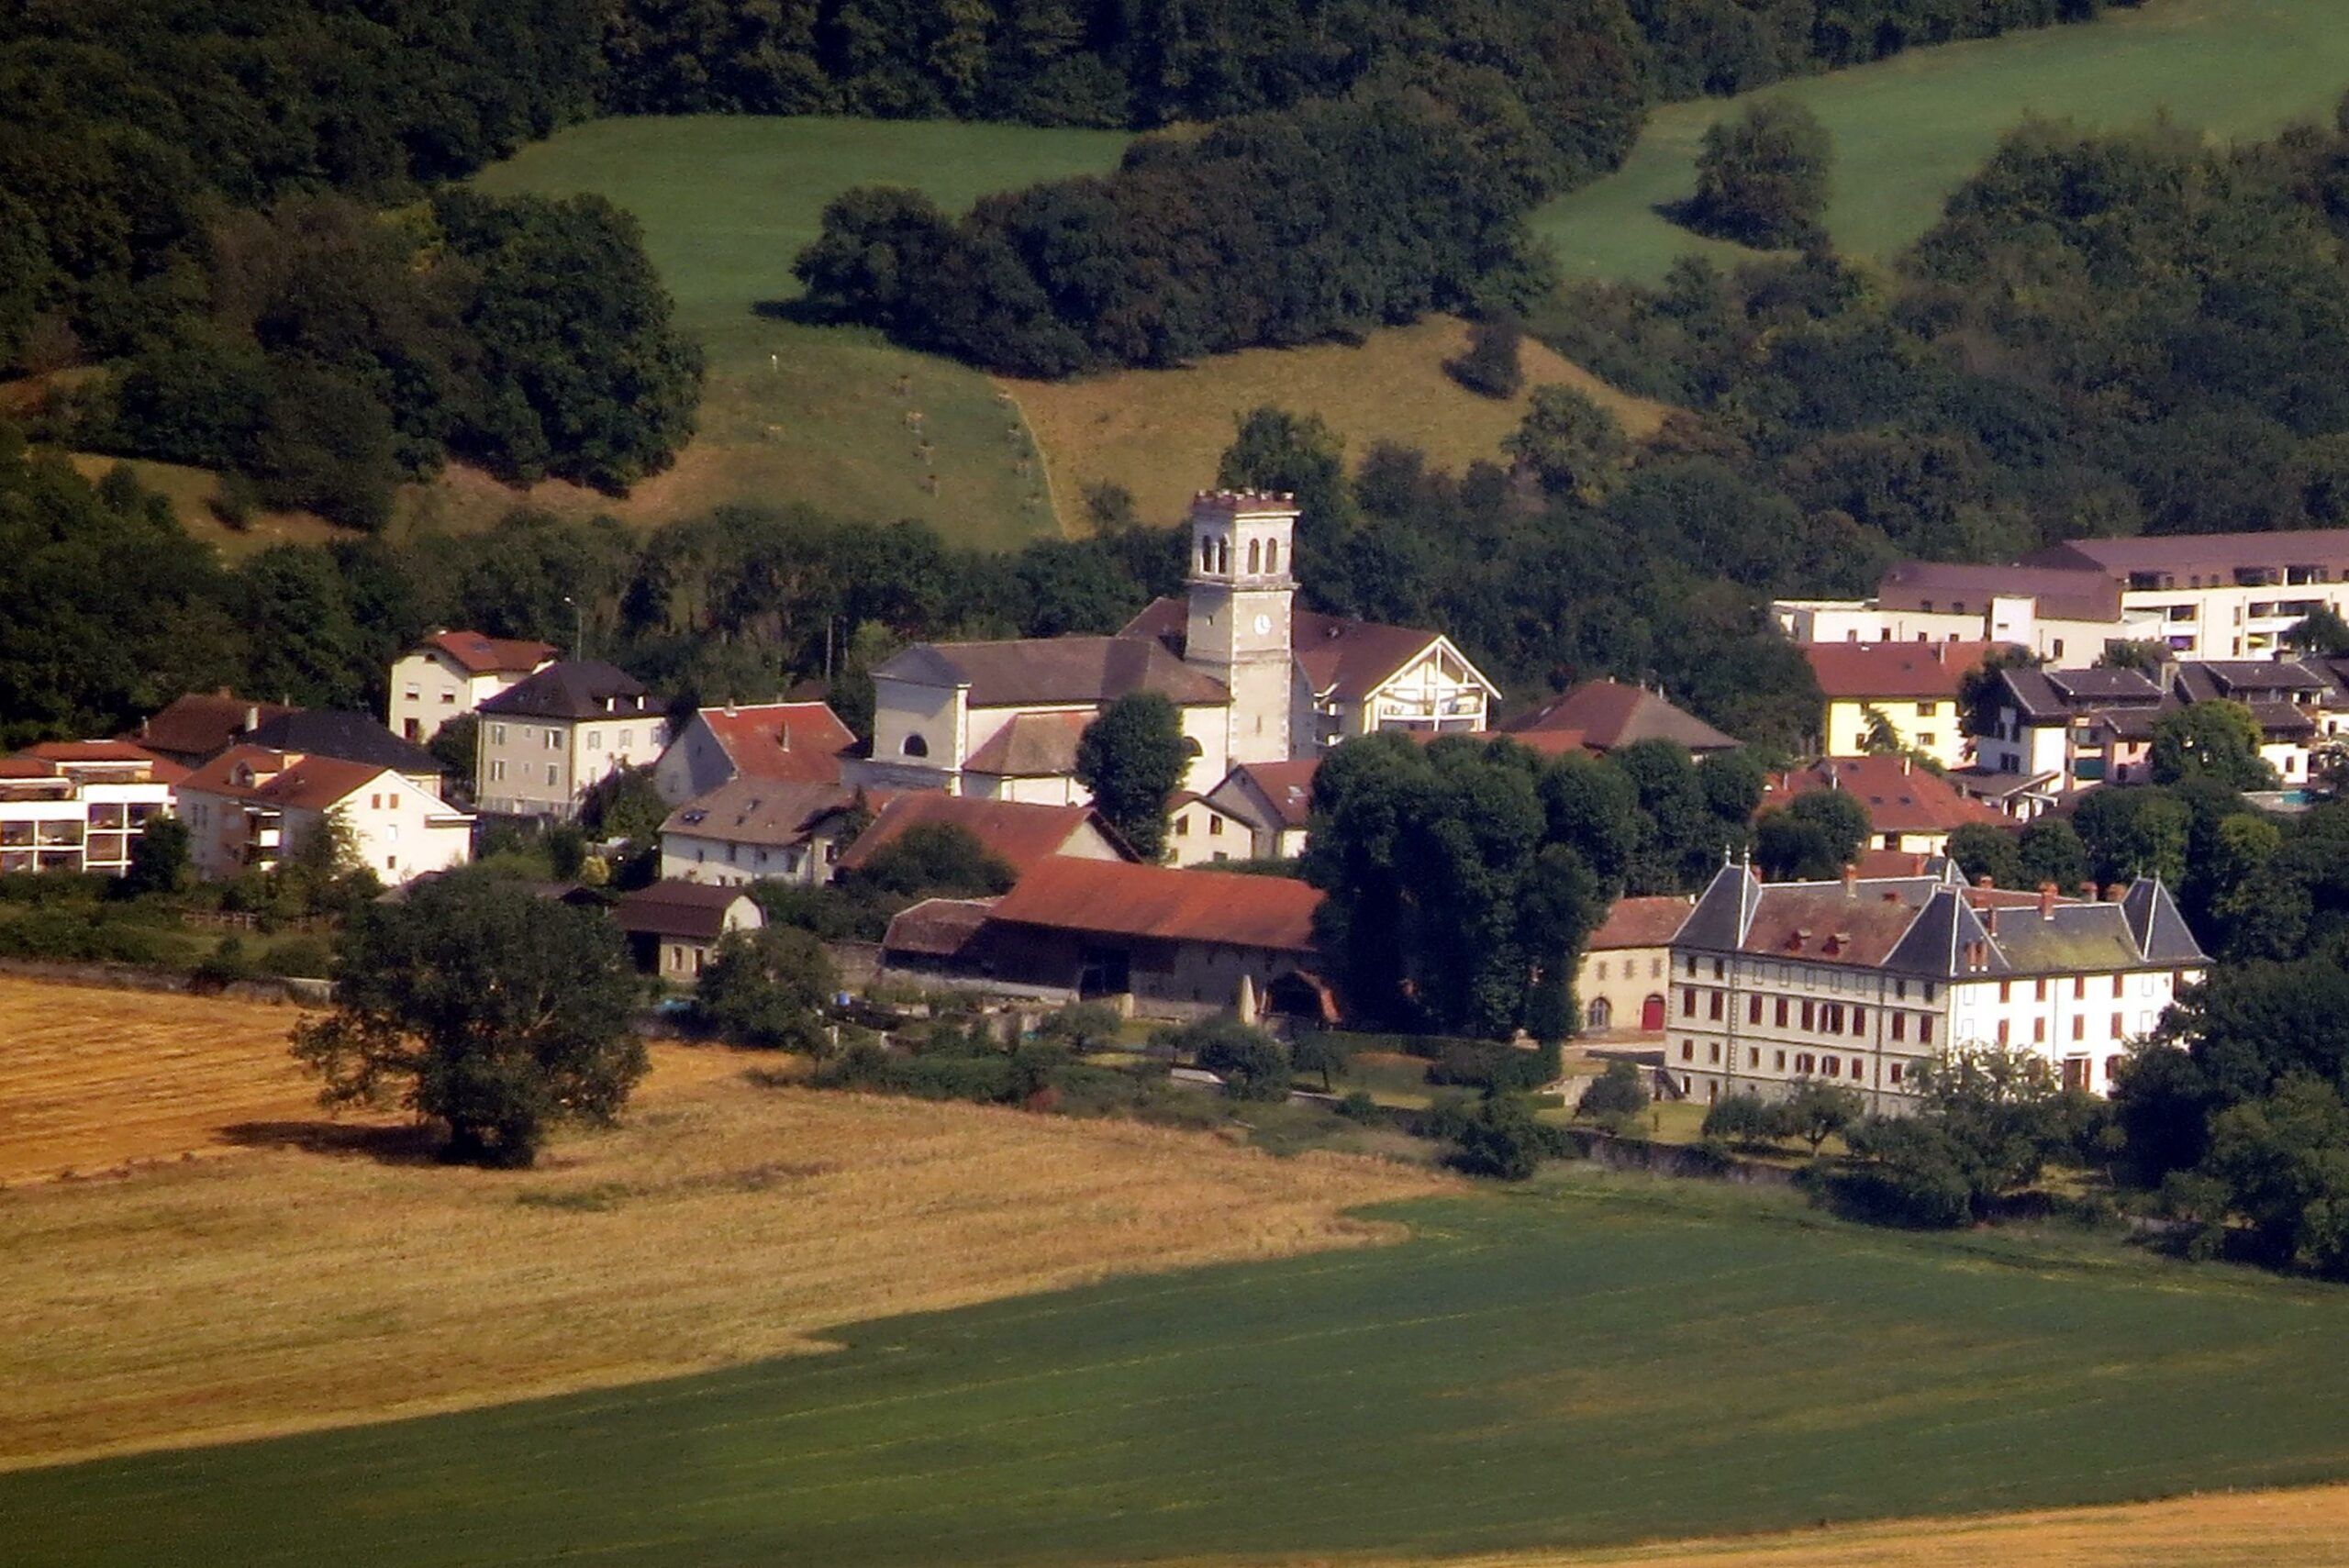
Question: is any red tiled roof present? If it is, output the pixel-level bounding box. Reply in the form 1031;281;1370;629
1588;895;1694;951
1853;848;1936;879
179;746;386;813
421;630;559;677
1762;756;2009;835
836;793;1133;875
132;694;298;762
13;740;187;784
696;702;856;786
1504;681;1737;751
1225;759;1319;828
987;858;1322;953
1801;641;2004;701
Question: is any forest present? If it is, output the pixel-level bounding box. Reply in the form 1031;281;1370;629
1546;111;2349;579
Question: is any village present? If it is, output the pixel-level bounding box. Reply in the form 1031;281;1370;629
9;487;2345;1119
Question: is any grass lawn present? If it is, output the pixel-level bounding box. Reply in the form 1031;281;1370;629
444;116;1131;548
15;1170;2349;1565
1531;0;2349;284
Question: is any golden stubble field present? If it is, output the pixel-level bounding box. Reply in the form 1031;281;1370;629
0;977;1448;1470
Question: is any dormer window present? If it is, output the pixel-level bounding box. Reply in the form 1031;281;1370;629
902;733;930;759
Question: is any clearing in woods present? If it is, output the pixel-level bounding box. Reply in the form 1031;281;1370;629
0;974;1444;1468
13;1169;2349;1566
448;116;1131;550
1530;0;2349;284
1006;315;1674;531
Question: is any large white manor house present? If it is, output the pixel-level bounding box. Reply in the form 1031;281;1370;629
850;490;1499;801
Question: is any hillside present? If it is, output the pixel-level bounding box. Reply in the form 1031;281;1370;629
1004;316;1674;531
1531;0;2349;283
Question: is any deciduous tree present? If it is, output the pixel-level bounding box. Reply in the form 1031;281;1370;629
1074;691;1187;861
291;872;645;1167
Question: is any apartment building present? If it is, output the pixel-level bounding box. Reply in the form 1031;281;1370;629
473;662;666;819
1776;562;2164;666
0;742;179;875
2024;528;2349;659
1664;860;2206;1109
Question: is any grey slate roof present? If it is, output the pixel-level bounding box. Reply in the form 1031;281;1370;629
478;661;656;720
245;710;444;775
872;636;1230;708
1673;862;2204;978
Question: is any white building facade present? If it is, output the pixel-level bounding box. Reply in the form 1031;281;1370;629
1664;862;2206;1110
386;631;558;744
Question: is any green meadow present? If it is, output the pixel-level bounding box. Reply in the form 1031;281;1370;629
12;1173;2349;1567
457;116;1130;547
1531;0;2349;284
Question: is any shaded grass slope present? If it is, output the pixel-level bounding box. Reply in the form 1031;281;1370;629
12;1173;2349;1565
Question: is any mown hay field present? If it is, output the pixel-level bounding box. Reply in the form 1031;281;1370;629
1531;0;2349;284
1004;315;1675;531
0;978;353;1184
14;1172;2349;1566
1362;1482;2349;1568
0;973;1445;1468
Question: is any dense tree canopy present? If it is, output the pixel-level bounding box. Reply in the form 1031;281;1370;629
1685;97;1832;249
291;872;645;1166
1074;692;1188;862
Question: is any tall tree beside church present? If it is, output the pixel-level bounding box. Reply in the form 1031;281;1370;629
1075;693;1188;861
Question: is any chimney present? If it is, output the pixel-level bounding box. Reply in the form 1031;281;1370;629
2038;881;2058;920
1975;873;1994;889
2078;880;2097;901
242;704;259;733
1842;864;1858;898
2104;883;2127;902
1901;755;1912;775
1986;907;1999;938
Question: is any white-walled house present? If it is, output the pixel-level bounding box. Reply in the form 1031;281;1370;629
176;746;473;885
1207;758;1319;861
386;630;558;744
1664;860;2206;1108
658;778;861;887
1163;790;1260;866
474;661;666;819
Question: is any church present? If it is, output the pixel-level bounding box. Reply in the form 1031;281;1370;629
848;489;1500;802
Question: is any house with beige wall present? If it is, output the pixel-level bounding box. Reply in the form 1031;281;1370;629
1804;640;2003;769
473;661;666;819
1575;895;1691;1035
176;746;473;885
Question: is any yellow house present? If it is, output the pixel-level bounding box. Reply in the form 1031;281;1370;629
1803;640;2004;769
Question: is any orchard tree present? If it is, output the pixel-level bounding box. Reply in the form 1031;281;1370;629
1446;312;1523;399
1173;1016;1291;1101
1687;98;1833;250
1075;691;1188;861
1779;1077;1862;1154
292;872;646;1167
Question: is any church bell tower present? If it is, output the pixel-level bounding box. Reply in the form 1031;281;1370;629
1184;490;1297;766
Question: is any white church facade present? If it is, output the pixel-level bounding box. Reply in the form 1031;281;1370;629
848;490;1499;802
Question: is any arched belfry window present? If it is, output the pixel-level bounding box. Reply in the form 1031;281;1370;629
1217;538;1230;574
902;733;930;758
1248;538;1262;573
1265;539;1279;573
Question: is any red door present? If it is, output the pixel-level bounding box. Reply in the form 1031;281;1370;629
1640;994;1665;1031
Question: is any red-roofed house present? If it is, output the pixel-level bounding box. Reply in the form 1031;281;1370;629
130;693;299;769
1575;895;1693;1035
177;746;473;885
1804;640;2007;770
834;792;1135;879
653;701;858;806
1206;758;1319;861
960;858;1330;1020
1761;755;2009;859
388;630;560;743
